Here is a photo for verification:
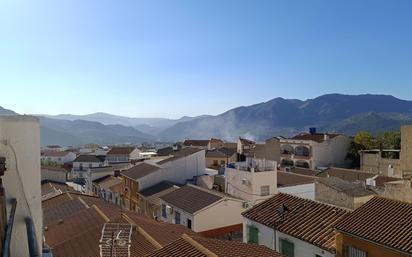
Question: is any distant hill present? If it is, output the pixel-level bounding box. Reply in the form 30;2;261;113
43;112;205;128
0;106;17;116
38;117;154;146
3;93;412;145
158;94;412;141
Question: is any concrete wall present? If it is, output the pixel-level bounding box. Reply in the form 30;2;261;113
243;218;333;257
0;116;42;257
360;152;402;177
41;168;66;183
226;167;277;205
139;150;205;191
401;125;412;177
278;183;315;200
162;197;244;233
382;180;412;203
315;181;374;209
254;138;281;162
194;198;244;232
276;231;334;257
243;218;275;249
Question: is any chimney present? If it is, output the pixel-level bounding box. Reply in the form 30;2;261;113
324;134;329;141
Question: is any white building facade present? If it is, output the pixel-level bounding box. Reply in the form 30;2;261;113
225;158;277;205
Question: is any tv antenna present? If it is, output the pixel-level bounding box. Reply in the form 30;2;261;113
99;223;132;257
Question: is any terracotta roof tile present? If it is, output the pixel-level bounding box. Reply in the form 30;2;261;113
146;235;283;257
157;148;204;165
183;140;209;147
335;196;412;254
291;133;340;143
242;193;350;253
317;167;375;182
160;185;223;214
121;163;160;181
277;171;317;187
73;155;105;163
107;147;136;155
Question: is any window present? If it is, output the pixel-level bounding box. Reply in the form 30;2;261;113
345;246;367;257
247;225;258;244
175;211;181;224
280;238;294;257
187;219;192;229
260;185;270;196
213;160;218;166
161;204;167;218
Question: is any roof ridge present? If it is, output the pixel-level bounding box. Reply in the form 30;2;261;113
181;234;218;257
137;226;163;249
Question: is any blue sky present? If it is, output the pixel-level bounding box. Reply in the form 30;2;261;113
0;0;411;118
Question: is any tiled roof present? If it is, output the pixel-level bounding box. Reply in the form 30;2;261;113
317;167;375;182
290;133;340;143
160;185;223;214
373;175;402;187
239;137;255;145
147;235;283;257
157;148;204;165
43;192;197;257
209;138;224;143
242;193;350;253
139;181;176;197
107;146;136;155
277;171;317;187
335;197;412;254
289;167;319;177
183;140;209;147
73;154;105;163
156;146;174;156
93;175;122;190
205;148;237;158
41;182;74;197
121;162;160;181
139;181;180;206
316;177;375;197
41;150;71;157
41;165;67;172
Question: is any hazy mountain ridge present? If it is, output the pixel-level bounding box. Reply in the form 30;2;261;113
158;94;412;141
3;93;412;145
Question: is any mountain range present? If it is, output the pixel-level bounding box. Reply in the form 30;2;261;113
2;93;412;146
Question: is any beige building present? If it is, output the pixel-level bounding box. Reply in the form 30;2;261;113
254;137;281;162
237;137;256;157
205;148;237;169
138;181;179;218
360;149;401;177
315;177;375;210
280;130;351;170
160;184;246;237
225;158;277;205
